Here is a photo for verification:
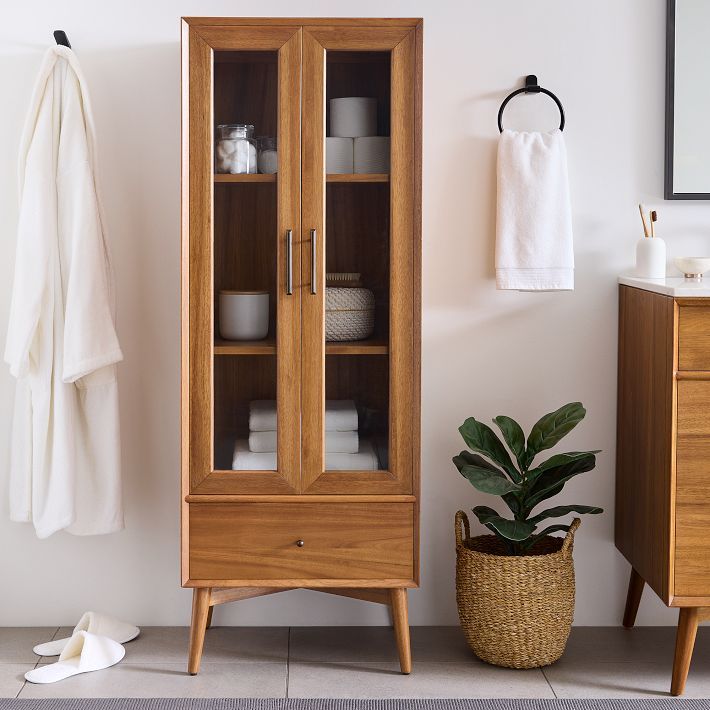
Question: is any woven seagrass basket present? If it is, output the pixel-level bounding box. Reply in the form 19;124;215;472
455;510;579;669
325;287;375;341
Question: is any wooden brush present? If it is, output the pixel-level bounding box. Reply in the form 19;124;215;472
650;210;657;238
639;203;650;238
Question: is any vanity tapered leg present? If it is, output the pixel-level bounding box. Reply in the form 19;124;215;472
188;588;211;675
671;607;699;696
390;588;412;674
205;605;214;630
622;567;645;628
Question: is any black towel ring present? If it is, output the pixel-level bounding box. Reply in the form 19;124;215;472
497;75;565;133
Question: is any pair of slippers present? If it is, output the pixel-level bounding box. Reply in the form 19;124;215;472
26;612;140;684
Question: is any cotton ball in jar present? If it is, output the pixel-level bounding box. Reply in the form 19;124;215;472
230;139;257;174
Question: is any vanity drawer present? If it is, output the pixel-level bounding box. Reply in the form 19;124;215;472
189;502;415;583
678;306;710;370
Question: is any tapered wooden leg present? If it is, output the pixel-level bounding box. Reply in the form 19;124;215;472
622;567;645;628
671;607;699;696
390;588;412;674
205;605;214;630
188;588;211;675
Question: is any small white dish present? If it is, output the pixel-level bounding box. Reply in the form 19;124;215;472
674;256;710;279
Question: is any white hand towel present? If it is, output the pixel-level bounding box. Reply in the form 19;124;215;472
233;439;378;471
249;429;359;454
249;399;358;432
495;129;574;291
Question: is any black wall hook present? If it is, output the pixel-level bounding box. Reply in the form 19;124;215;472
497;74;565;133
53;30;71;48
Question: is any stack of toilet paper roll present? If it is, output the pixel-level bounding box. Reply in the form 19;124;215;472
326;97;390;174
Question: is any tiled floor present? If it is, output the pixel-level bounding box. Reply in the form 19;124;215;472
1;626;710;699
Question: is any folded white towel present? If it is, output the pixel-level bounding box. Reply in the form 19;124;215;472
249;399;358;432
233;438;378;471
249;429;359;454
495;129;574;291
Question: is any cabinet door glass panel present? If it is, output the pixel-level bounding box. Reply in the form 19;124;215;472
324;52;391;472
213;51;278;473
301;28;415;493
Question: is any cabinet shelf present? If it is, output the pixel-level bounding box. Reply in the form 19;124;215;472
326;339;389;355
214;174;388;184
327;173;389;183
214;338;389;356
214;174;276;183
214;338;276;355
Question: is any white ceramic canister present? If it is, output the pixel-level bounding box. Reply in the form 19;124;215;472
635;237;666;279
219;291;269;340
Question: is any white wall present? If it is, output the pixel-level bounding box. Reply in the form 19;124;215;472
1;0;707;627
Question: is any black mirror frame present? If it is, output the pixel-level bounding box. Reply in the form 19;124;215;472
665;0;710;199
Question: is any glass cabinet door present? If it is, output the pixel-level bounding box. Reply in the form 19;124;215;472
301;27;417;494
184;25;302;494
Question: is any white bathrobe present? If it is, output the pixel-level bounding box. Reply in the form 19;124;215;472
4;46;124;538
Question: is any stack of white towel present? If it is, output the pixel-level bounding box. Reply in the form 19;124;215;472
231;399;379;470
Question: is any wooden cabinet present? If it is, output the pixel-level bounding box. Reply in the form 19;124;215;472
616;284;710;695
181;17;422;675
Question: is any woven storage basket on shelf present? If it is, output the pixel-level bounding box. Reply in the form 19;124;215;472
455;510;579;669
325;287;375;341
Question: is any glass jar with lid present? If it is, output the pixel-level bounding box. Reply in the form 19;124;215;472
257;136;278;174
215;124;257;174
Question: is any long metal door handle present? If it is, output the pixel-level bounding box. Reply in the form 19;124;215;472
286;229;293;296
310;229;317;295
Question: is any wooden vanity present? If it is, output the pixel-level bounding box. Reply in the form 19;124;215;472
616;276;710;695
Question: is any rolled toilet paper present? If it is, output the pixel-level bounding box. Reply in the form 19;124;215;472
330;97;377;138
354;137;390;174
326;137;354;174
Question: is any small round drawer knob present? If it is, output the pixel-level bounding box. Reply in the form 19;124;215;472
296;539;305;547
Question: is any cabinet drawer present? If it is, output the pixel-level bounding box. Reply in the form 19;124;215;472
675;381;710;596
189;502;414;583
678;306;710;370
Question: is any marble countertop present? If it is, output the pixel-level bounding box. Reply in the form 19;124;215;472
619;274;710;297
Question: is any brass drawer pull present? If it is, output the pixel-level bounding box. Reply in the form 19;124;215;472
296;539;305;547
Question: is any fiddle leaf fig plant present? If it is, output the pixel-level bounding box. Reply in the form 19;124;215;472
453;402;603;555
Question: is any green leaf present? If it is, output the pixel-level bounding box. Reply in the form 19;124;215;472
471;505;502;525
501;492;521;517
460;465;521;496
529;504;603;527
521;524;571;551
459;417;520;482
527;450;601;485
484;516;536;542
453;450;502;475
525;453;597;510
533;523;571;538
524;403;586;467
493;415;526;470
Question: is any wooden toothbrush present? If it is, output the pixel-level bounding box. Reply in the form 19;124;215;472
639;204;650;238
650;210;657;238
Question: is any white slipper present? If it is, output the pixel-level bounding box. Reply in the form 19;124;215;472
33;612;140;656
25;631;125;684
